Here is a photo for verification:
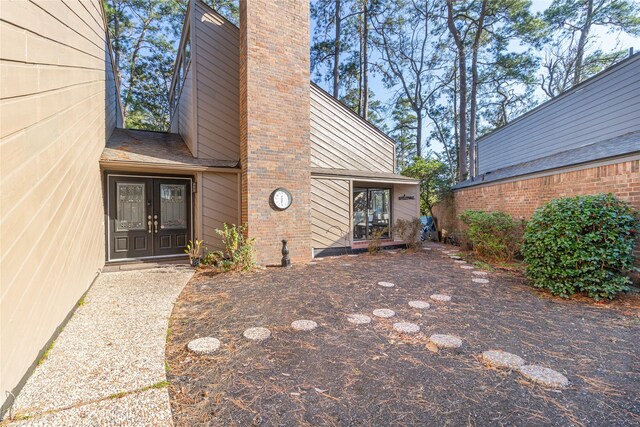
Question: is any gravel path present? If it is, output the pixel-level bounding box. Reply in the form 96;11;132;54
6;266;193;426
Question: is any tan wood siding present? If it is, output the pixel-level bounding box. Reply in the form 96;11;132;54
201;172;240;250
194;2;240;161
310;85;395;173
175;64;196;154
0;0;111;409
311;178;351;249
392;184;421;240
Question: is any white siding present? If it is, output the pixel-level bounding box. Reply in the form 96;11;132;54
311;178;351;249
0;0;111;410
478;55;640;174
310;84;395;173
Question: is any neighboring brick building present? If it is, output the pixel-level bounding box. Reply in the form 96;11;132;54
433;53;640;241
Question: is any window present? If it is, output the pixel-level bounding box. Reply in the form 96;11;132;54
353;188;391;240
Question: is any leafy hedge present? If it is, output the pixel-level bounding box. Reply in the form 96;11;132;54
458;210;525;262
522;194;639;300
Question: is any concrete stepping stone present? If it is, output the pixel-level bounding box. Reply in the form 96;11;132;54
430;294;451;302
472;278;490;284
454;260;466;264
347;314;372;324
393;322;420;334
460;265;474;270
519;365;569;388
378;281;395;288
243;327;271;341
291;320;318;331
449;255;462;260
187;337;220;355
472;271;488;276
372;309;395;318
481;350;525;370
428;334;462;349
422;247;431;251
409;300;431;309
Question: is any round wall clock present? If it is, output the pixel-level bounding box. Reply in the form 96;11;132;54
270;188;293;211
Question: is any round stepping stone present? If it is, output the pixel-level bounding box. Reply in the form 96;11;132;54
472;278;490;284
460;265;474;270
372;309;395;318
454;260;466;264
347;314;372;324
422;247;431;251
243;327;271;341
429;334;462;349
408;300;431;309
378;281;395;288
472;271;488;276
393;322;420;334
449;255;462;260
187;337;220;355
430;294;451;302
519;365;569;388
481;350;525;370
291;320;318;331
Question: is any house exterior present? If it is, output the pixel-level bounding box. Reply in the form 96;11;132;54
0;0;418;413
433;53;640;246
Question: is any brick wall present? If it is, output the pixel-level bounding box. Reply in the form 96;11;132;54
239;0;312;265
433;159;640;255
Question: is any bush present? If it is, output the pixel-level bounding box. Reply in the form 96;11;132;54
522;193;639;300
367;228;387;254
202;223;256;272
458;210;525;262
393;217;423;250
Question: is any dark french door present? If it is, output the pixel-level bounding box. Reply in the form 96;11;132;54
107;175;192;261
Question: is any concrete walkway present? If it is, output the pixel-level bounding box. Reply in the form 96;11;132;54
5;266;194;426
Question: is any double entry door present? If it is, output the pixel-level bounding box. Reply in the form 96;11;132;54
108;175;192;261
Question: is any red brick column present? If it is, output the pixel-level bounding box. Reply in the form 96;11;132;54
239;0;312;265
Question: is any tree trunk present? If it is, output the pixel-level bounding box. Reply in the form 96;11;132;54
362;0;369;120
573;0;594;86
447;1;467;181
416;112;422;158
469;0;487;178
333;0;341;98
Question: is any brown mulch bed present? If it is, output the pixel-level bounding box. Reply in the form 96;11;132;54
166;244;640;426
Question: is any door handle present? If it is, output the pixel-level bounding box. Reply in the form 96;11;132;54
154;215;158;233
147;215;152;234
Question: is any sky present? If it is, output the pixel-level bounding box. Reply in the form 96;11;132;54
309;0;640;155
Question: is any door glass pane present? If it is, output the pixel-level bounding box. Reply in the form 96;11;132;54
369;189;391;239
160;184;187;229
116;183;146;231
353;190;368;240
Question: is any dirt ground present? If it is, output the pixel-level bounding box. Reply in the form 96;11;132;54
166;244;640;426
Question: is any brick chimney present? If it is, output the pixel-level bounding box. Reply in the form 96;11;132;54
239;0;312;265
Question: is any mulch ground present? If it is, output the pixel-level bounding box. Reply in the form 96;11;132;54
166;244;640;426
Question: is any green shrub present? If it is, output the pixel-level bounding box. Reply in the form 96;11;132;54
458;210;525;262
201;224;256;272
393;217;423;250
522;193;639;300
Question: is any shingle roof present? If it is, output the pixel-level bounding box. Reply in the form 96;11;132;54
455;131;640;189
101;128;239;169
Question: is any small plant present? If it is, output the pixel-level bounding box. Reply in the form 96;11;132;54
367;228;387;254
202;224;256;272
522;193;639;300
185;239;204;266
459;210;525;262
393;217;423;250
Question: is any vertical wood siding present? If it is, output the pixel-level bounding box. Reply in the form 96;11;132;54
201;172;240;250
310;85;395;173
194;2;240;161
478;55;640;174
311;178;351;249
0;0;112;408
